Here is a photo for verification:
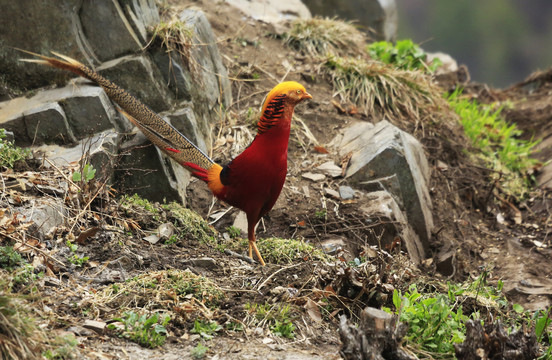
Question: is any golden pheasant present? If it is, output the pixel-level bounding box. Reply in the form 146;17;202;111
21;51;312;266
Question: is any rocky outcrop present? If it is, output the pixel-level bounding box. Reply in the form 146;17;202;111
334;120;433;262
301;0;398;41
225;0;311;24
0;0;231;204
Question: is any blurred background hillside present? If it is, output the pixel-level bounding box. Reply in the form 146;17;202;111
398;0;552;87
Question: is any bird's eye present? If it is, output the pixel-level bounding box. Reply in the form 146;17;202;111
296;90;302;94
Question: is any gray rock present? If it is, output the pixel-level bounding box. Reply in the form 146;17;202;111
115;132;190;204
143;234;161;244
0;0;91;96
0;83;125;145
324;187;340;199
67;325;96;337
18;199;67;239
319;236;347;256
302;172;325;182
181;257;219;269
59;84;120;138
82;319;107;334
119;0;160;43
225;0;311;23
98;55;174;112
163;106;208;153
316;161;342;178
180;9;232;111
339;185;355;200
232;211;248;234
80;0;144;61
301;0;397;41
150;51;194;102
340;120;433;256
24;103;76;145
37;131;120;181
360;191;425;263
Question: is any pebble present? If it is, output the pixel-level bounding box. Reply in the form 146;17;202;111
315;161;342;177
339;185;355;200
302;172;325;182
83;319;106;334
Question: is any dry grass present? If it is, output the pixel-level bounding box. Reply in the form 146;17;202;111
324;56;447;124
283;17;366;57
149;18;198;75
93;270;225;317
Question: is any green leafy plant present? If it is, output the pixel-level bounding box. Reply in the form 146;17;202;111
108;311;170;348
66;241;89;267
0;246;25;270
367;39;442;73
190;319;222;340
122;194;159;214
386;285;467;355
225;321;244;332
72;163;96;183
245;302;296;338
226;226;241;239
164;234;179;245
0;247;42;287
535;307;552;343
0;129;30;168
448;89;540;197
190;342;209;359
314;209;327;221
43;333;78;360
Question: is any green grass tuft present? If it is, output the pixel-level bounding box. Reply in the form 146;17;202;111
245;302;296;338
448;89;540;198
163;202;216;244
0;129;30;169
108;311;170;348
238;237;331;264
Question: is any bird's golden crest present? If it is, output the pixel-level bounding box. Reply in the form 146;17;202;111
260;81;310;114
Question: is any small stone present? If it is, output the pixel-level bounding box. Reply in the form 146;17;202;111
232;211;248;234
143;234;160;244
323;188;340;199
158;222;176;240
181;257;219;269
302;172;325;182
67;325;95;337
339;185;355;200
316;161;342;178
82;320;106;334
320;238;345;255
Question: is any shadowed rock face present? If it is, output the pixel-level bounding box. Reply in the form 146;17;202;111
336;120;433;262
0;1;231;204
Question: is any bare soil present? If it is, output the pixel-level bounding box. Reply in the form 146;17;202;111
2;0;552;358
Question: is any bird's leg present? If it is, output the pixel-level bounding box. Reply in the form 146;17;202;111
247;226;266;266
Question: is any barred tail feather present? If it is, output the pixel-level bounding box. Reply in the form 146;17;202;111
19;50;217;179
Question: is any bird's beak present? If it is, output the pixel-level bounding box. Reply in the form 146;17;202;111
303;92;313;100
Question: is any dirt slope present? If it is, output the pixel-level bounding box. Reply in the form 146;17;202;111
2;0;552;359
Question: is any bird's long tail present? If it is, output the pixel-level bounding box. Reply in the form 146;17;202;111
19;50;221;181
